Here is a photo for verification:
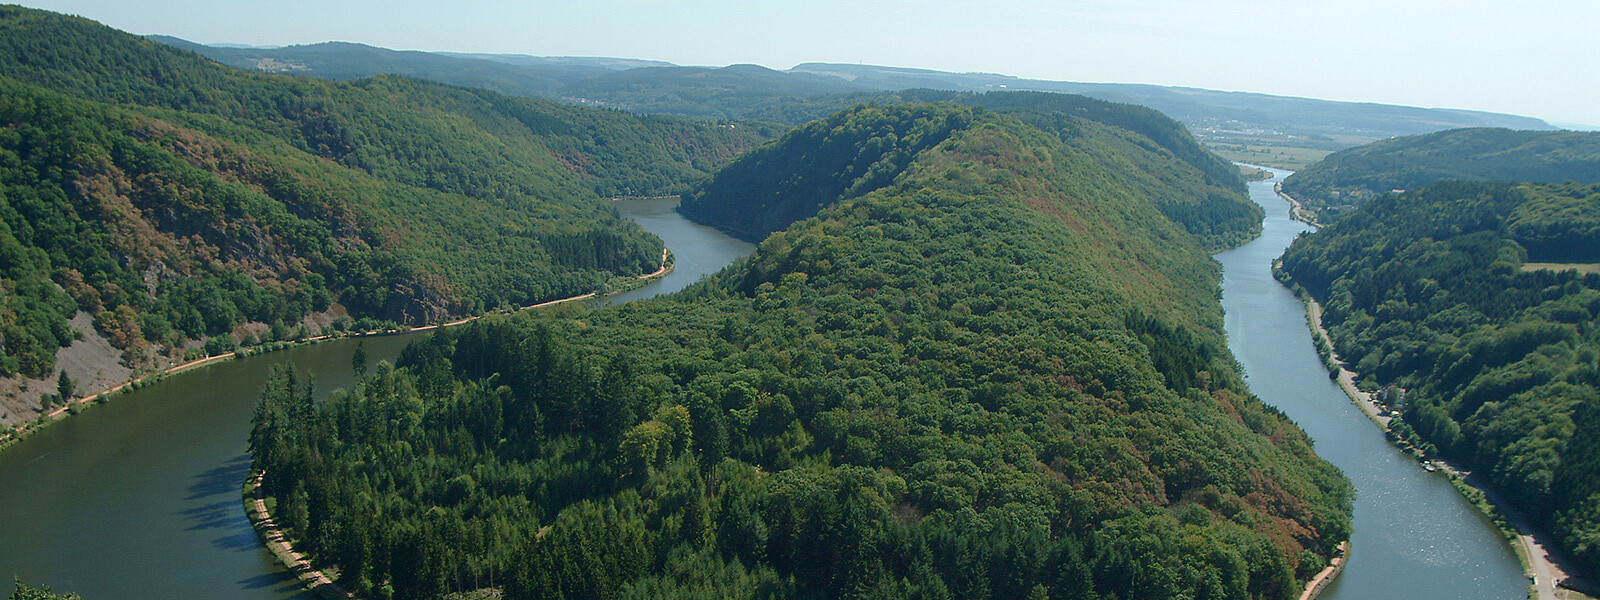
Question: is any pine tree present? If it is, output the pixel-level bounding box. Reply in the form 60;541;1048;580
56;370;74;403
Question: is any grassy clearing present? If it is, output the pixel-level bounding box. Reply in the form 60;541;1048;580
1238;164;1274;181
1210;144;1333;170
1522;263;1600;274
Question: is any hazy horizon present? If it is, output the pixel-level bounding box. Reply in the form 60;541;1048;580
14;0;1598;127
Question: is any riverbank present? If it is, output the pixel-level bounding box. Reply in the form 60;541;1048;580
1294;289;1589;600
0;248;673;456
245;472;357;600
1275;183;1323;227
1299;541;1351;600
1301;299;1389;429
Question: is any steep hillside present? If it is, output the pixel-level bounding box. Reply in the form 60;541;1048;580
678;104;973;242
684;94;1260;250
955;91;1258;248
253;104;1351;600
1278;180;1600;576
0;7;761;413
1280;128;1600;222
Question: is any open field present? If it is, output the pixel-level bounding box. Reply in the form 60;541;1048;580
1238;163;1274;181
1523;263;1600;275
1210;143;1333;170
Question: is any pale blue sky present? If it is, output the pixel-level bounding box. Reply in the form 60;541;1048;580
17;0;1600;126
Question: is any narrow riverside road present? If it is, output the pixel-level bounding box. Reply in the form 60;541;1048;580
246;472;355;600
1303;299;1390;427
1298;541;1351;600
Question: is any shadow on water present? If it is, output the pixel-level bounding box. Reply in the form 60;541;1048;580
210;519;268;552
188;454;252;500
180;454;261;553
237;573;316;598
237;573;289;590
181;499;238;532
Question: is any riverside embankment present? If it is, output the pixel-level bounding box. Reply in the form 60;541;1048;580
0;242;672;454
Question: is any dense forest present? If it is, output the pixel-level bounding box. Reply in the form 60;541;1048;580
1279;128;1600;222
1278;180;1600;575
683;91;1260;251
254;103;1352;600
0;7;763;385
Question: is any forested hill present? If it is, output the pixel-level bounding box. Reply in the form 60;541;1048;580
252;103;1352;600
156;37;1555;147
683;93;1261;250
1278;180;1600;576
1280;128;1600;222
0;7;761;394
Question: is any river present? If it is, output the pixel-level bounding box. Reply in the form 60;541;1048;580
0;197;753;599
593;197;757;306
1216;167;1527;599
1;182;1529;599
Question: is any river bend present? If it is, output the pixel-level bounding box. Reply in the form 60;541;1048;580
0;183;1528;599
